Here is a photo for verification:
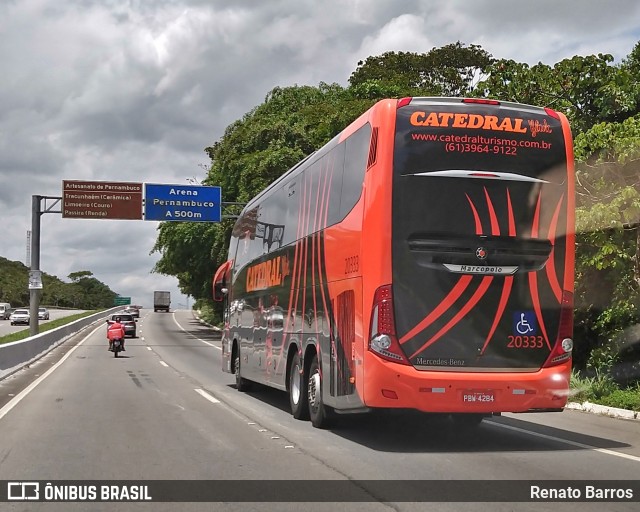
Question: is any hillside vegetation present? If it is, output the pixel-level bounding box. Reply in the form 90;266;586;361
0;257;119;309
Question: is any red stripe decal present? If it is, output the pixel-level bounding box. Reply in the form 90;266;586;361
484;187;500;235
283;177;304;354
310;163;324;328
292;177;308;329
506;189;516;236
465;194;483;234
301;177;313;320
529;272;552;350
531;191;542;238
286;185;303;332
545;195;564;303
410;276;494;359
480;276;514;355
318;155;333;322
529;190;551;350
399;274;473;345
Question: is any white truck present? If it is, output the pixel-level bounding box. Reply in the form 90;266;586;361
153;291;171;312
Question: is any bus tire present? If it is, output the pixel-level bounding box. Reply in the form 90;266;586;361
307;355;333;429
288;352;309;420
235;346;252;392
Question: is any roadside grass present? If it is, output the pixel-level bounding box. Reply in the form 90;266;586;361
194;302;220;327
570;369;640;412
0;310;102;345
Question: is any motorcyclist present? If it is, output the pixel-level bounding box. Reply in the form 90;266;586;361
107;317;126;351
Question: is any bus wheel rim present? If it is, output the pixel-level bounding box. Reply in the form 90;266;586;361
308;371;320;410
291;363;301;404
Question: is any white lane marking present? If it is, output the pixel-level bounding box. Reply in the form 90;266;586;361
172;313;221;350
488;420;640;463
194;388;220;404
147;347;152;351
0;323;104;422
159;361;169;368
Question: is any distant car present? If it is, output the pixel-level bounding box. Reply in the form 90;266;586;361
38;307;50;320
107;313;136;338
123;306;140;318
10;309;30;326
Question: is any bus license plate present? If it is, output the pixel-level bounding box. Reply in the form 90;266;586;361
462;391;495;403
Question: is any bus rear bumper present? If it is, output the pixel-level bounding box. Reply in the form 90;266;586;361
362;357;571;413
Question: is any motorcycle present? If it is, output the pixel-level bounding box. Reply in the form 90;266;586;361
106;319;126;358
111;338;123;357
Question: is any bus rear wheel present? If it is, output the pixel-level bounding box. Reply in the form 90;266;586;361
307;355;333;429
234;346;252;392
288;352;309;420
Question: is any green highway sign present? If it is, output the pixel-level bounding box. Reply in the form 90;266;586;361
114;296;131;306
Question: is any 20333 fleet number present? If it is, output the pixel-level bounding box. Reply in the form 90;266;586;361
507;335;544;348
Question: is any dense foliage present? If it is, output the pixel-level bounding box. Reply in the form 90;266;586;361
0;257;120;309
152;41;640;382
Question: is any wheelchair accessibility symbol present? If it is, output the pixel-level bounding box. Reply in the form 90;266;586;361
513;311;537;335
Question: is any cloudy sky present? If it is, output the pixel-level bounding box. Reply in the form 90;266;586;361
1;0;639;309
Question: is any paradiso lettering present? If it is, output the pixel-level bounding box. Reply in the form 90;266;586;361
410;111;528;133
246;255;290;292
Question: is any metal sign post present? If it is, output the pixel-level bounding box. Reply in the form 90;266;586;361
29;195;61;336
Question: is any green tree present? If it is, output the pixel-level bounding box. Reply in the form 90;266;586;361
572;115;640;377
151;221;220;300
349;42;493;98
478;53;636;134
68;270;93;282
152;83;375;307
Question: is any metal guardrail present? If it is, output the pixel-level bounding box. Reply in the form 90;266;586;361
0;307;121;380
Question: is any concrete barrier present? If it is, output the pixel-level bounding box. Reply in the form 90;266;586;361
0;307;121;380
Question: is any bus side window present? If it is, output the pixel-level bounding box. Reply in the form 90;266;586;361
325;143;345;227
283;179;300;246
340;124;371;219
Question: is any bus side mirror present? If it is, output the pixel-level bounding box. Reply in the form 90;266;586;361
213;284;228;302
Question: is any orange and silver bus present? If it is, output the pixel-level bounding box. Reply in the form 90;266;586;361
214;97;575;428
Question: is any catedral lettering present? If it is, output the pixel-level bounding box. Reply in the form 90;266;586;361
410;111;528;133
246;256;287;292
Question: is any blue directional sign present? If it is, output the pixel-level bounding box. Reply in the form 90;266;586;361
144;184;222;222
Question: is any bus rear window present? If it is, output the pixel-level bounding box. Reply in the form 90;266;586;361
394;103;568;184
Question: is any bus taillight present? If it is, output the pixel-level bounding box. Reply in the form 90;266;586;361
544;107;560;120
462;98;500;105
369;285;410;365
542;291;574;368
